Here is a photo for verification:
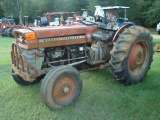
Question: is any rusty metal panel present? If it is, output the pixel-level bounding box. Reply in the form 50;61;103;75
29;26;87;38
112;24;132;42
14;28;35;36
17;40;38;50
15;29;38;50
14;25;99;50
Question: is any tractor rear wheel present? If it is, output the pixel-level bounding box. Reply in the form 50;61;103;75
41;65;82;109
1;28;6;35
12;69;42;85
109;25;154;85
6;28;12;37
0;29;2;34
11;28;17;37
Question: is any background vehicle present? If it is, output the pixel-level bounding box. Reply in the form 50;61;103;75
0;16;15;36
0;16;28;37
86;16;95;22
11;6;153;110
0;19;2;35
46;11;79;26
36;16;49;26
49;17;60;26
157;22;160;34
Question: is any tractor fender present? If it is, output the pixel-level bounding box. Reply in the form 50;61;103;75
112;24;133;42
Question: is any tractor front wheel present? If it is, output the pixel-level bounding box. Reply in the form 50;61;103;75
41;65;82;109
109;25;154;85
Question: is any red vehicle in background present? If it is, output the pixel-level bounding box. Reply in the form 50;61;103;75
0;16;28;37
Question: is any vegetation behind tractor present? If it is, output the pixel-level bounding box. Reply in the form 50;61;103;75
11;6;154;110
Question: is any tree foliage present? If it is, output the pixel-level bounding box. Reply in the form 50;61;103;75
0;0;159;27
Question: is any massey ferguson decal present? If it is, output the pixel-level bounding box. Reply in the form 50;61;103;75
39;35;85;42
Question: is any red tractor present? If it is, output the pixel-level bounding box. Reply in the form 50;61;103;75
0;16;28;37
11;6;154;109
0;16;14;36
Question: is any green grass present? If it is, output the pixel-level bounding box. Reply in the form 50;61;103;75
0;36;160;120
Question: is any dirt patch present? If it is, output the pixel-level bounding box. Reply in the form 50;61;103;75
152;35;160;39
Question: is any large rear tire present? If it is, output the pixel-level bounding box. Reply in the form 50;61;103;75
0;29;2;35
6;28;12;37
41;65;82;109
1;28;6;35
12;69;42;85
109;25;154;85
2;28;7;36
11;28;17;37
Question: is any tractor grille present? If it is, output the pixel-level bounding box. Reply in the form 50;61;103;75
11;43;25;72
11;43;46;81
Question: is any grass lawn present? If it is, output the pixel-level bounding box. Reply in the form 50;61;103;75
0;36;160;120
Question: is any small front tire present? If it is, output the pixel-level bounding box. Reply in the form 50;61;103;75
41;65;82;109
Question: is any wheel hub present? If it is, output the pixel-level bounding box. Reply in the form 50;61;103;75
52;76;77;104
129;43;145;70
135;52;143;65
63;86;70;93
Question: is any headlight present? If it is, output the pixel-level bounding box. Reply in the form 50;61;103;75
17;33;27;44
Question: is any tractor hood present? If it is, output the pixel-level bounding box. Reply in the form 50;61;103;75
14;25;99;50
28;25;88;39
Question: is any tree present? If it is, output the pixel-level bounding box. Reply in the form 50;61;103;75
0;0;159;27
0;0;23;24
141;0;160;26
16;0;22;25
0;0;16;17
87;0;108;12
0;1;4;18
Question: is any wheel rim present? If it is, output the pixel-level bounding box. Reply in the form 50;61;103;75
52;75;77;105
129;40;148;75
